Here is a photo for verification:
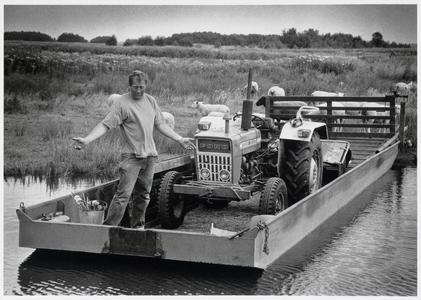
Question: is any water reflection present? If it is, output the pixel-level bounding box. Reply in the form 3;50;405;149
258;167;417;296
17;250;264;296
4;174;112;194
4;175;114;209
5;167;418;296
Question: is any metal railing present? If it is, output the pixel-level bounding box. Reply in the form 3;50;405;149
263;96;406;146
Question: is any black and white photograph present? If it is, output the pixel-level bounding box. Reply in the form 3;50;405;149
2;0;418;296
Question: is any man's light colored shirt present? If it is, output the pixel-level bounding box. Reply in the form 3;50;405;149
102;93;164;157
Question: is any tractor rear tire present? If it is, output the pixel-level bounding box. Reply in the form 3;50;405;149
284;132;323;206
259;177;288;215
158;171;186;229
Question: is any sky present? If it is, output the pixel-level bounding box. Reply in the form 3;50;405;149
2;1;419;44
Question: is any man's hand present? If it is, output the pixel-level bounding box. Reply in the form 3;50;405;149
178;137;195;150
72;137;88;150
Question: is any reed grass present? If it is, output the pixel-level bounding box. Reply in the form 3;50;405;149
12;121;28;137
41;121;73;141
3;42;417;178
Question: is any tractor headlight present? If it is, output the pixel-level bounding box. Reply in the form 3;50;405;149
297;129;311;138
200;168;211;179
220;169;230;181
198;121;211;131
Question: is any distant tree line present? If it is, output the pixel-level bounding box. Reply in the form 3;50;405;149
4;29;413;49
4;31;55;42
126;29;410;49
57;32;88;43
91;35;117;45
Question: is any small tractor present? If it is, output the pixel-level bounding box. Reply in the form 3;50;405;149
157;86;339;229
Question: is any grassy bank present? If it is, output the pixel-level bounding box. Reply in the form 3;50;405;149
3;42;417;178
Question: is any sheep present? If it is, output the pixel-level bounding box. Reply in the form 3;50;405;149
207;111;227;117
107;94;121;107
311;91;345;97
268;86;285;96
243;81;259;97
306;101;346;132
311;91;345;105
107;93;175;129
256;97;307;108
362;103;401;133
394;81;417;96
256;97;308;117
311;87;364;115
191;101;230;117
408;81;417;92
161;112;175;129
338;101;366;116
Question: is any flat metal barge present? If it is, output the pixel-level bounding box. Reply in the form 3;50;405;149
16;95;405;269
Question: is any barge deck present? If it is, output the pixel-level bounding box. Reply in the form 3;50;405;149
16;95;405;269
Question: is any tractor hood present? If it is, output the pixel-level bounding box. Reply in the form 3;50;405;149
194;115;261;155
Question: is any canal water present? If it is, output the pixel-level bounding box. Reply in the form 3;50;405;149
2;166;417;296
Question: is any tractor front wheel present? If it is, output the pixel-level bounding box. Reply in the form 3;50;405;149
259;177;288;215
158;171;186;229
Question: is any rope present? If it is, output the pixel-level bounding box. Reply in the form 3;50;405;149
187;181;246;200
256;220;270;255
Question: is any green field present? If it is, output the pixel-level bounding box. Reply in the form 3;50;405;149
3;41;417;178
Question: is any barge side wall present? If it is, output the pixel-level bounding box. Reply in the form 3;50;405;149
249;141;399;269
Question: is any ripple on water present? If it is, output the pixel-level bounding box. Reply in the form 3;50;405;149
4;168;418;296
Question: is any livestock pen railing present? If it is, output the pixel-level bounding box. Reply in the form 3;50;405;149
261;96;407;166
263;95;405;138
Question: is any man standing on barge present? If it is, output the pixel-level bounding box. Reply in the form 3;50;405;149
72;70;193;229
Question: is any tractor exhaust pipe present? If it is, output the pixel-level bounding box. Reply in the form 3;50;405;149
241;68;254;131
223;112;231;133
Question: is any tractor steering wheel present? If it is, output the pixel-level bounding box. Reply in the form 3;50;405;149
232;113;265;128
232;112;242;122
251;114;265;128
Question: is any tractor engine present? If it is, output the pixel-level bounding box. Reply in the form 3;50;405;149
193;112;278;185
239;143;279;184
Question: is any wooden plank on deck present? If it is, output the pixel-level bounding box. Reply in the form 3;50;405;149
331;135;388;169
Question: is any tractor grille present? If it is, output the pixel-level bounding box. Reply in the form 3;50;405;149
197;153;232;182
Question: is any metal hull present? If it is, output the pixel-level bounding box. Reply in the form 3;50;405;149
16;142;399;269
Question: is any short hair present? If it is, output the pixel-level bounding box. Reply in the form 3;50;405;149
129;70;148;86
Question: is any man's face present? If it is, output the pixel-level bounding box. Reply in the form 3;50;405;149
130;78;146;100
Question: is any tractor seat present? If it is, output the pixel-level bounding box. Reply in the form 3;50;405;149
253;117;278;132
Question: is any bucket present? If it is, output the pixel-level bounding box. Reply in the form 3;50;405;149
78;200;107;224
79;210;105;224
